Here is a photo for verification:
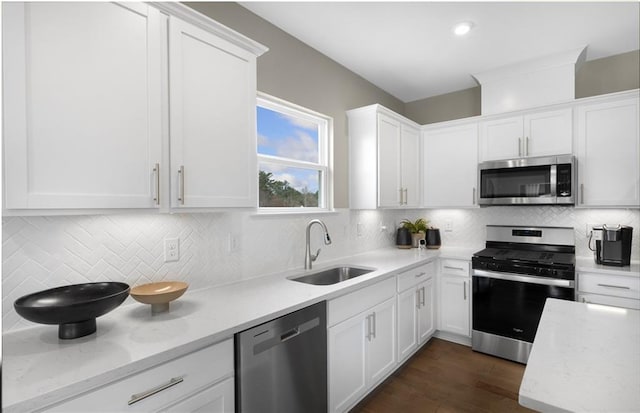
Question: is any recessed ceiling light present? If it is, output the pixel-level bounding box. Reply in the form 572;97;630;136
453;21;474;36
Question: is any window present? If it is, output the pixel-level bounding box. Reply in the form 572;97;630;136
257;93;332;211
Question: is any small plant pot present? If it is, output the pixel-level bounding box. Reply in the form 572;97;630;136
411;232;425;248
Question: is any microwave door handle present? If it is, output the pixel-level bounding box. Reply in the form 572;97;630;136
550;164;557;198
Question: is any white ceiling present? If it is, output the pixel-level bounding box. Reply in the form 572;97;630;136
240;2;640;103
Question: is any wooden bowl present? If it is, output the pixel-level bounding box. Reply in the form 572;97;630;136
130;281;188;314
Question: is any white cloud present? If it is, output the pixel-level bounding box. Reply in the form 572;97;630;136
278;113;317;131
274;131;318;162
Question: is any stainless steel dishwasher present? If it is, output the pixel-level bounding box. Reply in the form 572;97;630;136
235;301;327;413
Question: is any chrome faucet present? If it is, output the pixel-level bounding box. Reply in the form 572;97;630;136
305;219;332;270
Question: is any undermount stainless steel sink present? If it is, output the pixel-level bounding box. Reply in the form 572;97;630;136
290;266;375;286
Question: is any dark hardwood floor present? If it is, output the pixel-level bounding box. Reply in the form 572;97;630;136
351;338;535;413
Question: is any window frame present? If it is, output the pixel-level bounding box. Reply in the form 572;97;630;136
256;92;333;213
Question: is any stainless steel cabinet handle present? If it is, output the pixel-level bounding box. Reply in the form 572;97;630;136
153;163;160;206
597;283;631;290
128;376;184;405
472;187;476;205
518;137;522;157
372;312;376;339
399;188;403;205
444;265;465;271
177;166;185;205
525;136;529;156
420;286;426;307
416;289;421;309
463;281;467;300
403;188;408;205
580;183;584;204
415;272;426;278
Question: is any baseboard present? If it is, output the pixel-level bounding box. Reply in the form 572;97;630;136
434;330;472;347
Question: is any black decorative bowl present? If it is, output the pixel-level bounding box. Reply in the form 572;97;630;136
14;282;130;339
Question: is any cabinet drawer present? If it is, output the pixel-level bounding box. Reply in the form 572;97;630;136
328;277;395;327
577;293;640;310
44;339;233;412
397;261;435;292
579;272;640;300
440;259;469;277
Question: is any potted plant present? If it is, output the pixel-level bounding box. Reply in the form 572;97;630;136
400;218;429;248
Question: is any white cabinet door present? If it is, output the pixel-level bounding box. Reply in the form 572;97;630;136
479;108;572;161
328;313;367;413
367;297;397;386
401;124;420;207
576;96;640;207
3;2;162;209
169;17;257;208
377;114;402;207
160;377;234;413
439;275;470;337
423;123;478;207
479;116;522;161
524;108;572;157
396;287;418;362
417;278;435;344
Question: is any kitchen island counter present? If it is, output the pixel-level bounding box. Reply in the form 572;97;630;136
519;298;640;412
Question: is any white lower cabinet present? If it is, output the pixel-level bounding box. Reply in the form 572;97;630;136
328;277;396;413
41;339;234;413
577;271;640;310
397;262;436;362
438;259;471;338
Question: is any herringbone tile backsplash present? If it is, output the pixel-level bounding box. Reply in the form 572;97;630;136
3;207;639;332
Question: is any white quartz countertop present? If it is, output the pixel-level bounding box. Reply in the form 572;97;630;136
576;257;640;277
2;246;476;412
519;298;640;412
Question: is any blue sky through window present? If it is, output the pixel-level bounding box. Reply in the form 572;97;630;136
257;106;320;193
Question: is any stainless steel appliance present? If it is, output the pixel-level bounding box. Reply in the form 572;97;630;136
472;225;575;364
478;154;574;205
590;225;633;266
235;301;327;413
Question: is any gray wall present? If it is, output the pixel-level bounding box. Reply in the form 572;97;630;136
405;49;640;125
184;2;405;208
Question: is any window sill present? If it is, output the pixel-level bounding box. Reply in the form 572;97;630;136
251;208;338;217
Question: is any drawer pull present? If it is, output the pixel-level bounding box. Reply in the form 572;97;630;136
597;283;631;290
415;272;426;278
444;265;465;271
128;376;184;406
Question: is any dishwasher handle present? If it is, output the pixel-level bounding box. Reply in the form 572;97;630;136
252;317;320;355
280;327;300;342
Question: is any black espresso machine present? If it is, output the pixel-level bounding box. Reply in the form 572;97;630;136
590;225;633;266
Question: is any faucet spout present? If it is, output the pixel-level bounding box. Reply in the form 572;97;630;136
305;219;332;270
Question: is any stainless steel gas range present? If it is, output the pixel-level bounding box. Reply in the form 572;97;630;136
471;225;576;364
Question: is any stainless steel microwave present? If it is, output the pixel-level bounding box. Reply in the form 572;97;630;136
478;155;575;205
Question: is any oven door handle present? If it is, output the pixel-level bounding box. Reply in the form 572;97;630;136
472;269;574;288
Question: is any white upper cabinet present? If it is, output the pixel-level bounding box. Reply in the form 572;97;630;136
3;2;267;213
575;93;640;207
479;108;572;161
423;122;479;207
168;17;258;208
349;105;420;209
3;2;162;209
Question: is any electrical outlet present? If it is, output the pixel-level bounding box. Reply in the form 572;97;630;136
164;238;179;262
444;219;454;232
